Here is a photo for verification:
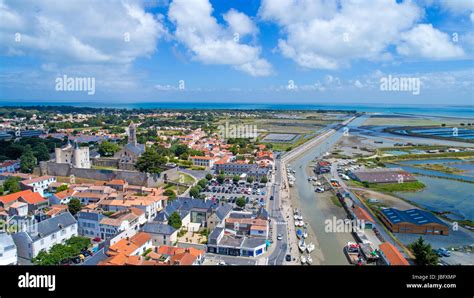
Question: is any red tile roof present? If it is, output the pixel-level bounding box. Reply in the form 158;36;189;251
353;205;374;223
0;189;47;205
379;242;410;266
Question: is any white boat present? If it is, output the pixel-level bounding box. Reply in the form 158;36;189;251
298;240;307;252
300;255;307;264
306;255;313;264
298;221;305;227
293;215;299;220
306;243;315;253
303;228;308;239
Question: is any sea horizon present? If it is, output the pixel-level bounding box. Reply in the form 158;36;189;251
0;101;473;118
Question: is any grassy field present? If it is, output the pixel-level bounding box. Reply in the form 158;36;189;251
413;163;464;174
263;134;313;151
92;165;117;170
329;195;343;207
170;172;196;185
56;176;103;184
350;180;425;192
165;183;188;195
378;151;474;161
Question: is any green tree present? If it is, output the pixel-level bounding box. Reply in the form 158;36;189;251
20;145;37;173
33;143;50;162
168;211;182;229
232;175;240;184
67;198;82;216
135;147;167;174
98;141;120;157
3;176;21;194
205;173;213;180
409;236;439;265
55;184;69;193
163;189;177;200
197;178;208;188
216;174;225;184
189;186;201;198
260;176;268;184
66;236;91;251
236;197;246;208
172;144;188;157
246;176;254;183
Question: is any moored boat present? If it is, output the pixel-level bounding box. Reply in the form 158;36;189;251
306;242;315;253
300;255;307;264
298;239;307;252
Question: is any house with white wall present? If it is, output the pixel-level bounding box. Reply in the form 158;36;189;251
11;212;78;263
0;233;17;265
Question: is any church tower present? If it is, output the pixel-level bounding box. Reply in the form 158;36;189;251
128;122;137;146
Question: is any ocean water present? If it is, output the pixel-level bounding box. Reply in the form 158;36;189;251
0;101;473;118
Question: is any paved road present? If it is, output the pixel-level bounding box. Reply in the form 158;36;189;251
266;158;290;265
178;168;208;180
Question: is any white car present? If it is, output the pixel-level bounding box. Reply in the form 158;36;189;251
315;187;325;193
277;234;283;241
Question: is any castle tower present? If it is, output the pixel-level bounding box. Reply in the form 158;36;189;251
128;122;137;146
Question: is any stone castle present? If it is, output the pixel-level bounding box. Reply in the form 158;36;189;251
55;140;91;169
114;122;145;170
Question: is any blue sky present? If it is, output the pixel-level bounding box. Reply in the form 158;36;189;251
0;0;473;105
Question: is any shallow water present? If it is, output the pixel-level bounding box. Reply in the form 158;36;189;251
387;163;474;183
395;176;474;221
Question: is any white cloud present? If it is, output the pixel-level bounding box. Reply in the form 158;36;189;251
168;0;272;76
224;9;257;37
397;24;465;59
0;0;166;63
436;0;474;15
259;0;422;69
354;80;363;88
259;0;465;69
154;84;178;91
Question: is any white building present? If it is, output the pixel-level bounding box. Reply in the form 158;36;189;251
12;212;78;262
99;209;142;240
55;140;91;169
190;156;215;168
20;176;57;197
0;233;17;265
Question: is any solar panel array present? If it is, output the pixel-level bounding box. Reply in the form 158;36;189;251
381;208;447;226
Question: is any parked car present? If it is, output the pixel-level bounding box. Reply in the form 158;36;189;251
285;254;292;262
269;195;274;200
277;234;283;240
315;187;325;193
437;248;451;257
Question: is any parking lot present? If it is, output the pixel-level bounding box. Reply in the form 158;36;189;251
201;179;270;211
